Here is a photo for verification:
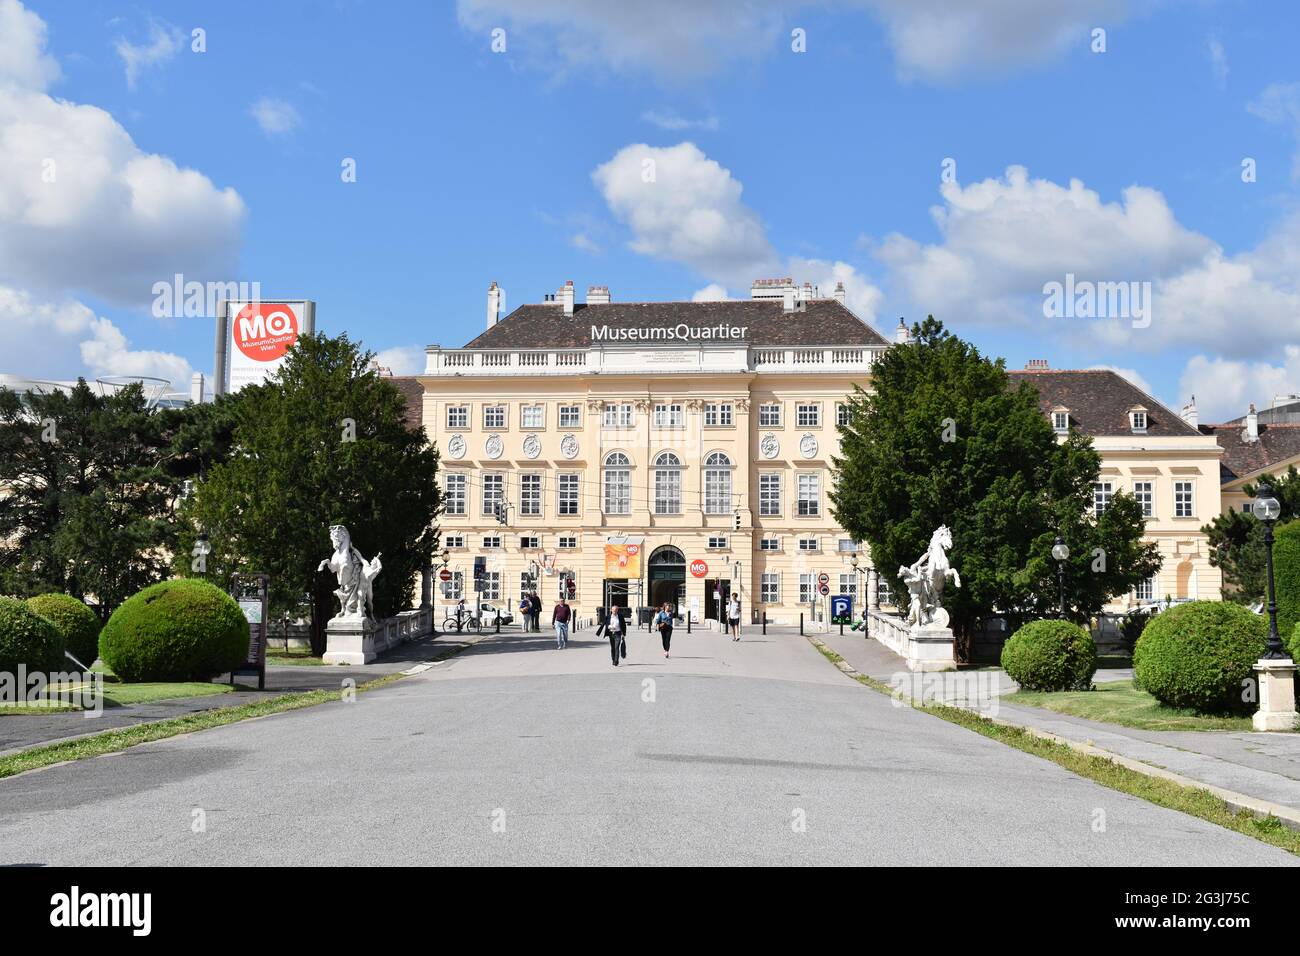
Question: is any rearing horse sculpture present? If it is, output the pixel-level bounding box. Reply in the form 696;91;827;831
899;524;961;628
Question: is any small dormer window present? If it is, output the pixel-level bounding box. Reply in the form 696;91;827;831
1129;407;1148;434
1051;409;1069;433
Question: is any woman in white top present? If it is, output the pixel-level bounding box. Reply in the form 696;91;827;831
728;594;741;641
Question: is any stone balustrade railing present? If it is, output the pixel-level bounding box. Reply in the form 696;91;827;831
866;608;956;672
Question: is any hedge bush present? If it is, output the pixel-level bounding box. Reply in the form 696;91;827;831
26;593;101;666
1001;619;1097;691
0;596;66;675
99;579;249;682
1275;520;1300;639
1133;600;1266;713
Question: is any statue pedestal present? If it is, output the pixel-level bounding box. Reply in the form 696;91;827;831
324;616;377;665
1253;658;1299;732
909;623;957;672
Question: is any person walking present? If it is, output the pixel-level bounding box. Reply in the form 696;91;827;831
519;595;531;631
529;592;543;632
728;592;742;641
552;596;571;649
654;602;674;658
598;603;626;666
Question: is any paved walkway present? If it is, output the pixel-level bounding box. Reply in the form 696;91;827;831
819;628;1300;817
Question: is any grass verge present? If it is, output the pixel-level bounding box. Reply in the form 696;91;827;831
0;671;406;781
1009;680;1251;732
806;637;1300;856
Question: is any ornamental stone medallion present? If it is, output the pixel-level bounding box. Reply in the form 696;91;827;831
522;434;541;460
760;433;780;459
446;434;466;460
485;435;504;460
799;432;818;459
560;433;579;460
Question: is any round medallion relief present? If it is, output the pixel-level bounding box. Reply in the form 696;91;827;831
522;434;541;460
760;433;780;459
446;434;466;460
485;435;504;460
799;432;819;459
560;433;579;460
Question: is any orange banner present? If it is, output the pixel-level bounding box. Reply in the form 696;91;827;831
604;543;642;578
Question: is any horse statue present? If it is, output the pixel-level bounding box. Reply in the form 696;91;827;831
898;524;961;628
317;524;383;620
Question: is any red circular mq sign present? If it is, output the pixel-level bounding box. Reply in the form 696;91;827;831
690;560;708;578
233;302;299;362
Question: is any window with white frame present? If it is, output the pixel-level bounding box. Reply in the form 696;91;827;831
836;403;852;427
444;473;467;515
759;472;782;516
602;403;633;428
1133;480;1153;518
520;570;537;594
839;573;857;598
758;403;782;427
558;404;581;428
557;473;580;516
481;571;501;600
761;572;780;603
603;452;631;515
796;403;820;427
1129;408;1148;433
653;403;683;428
482;473;504;517
446;405;469;429
1136;575;1156;602
797;472;821;516
520;473;542;517
799;573;816;603
444;534;465;549
521;404;545;429
482;535;501;549
1093;481;1112;516
483;404;506;429
759;537;781;552
707;535;728;550
837;539;857;553
1174;480;1194;518
558;534;578;549
519;536;539;550
1242;502;1254;514
704;452;732;514
704;403;733;426
654;452;682;515
1052;410;1069;433
444;570;463;599
798;537;819;552
877;577;893;606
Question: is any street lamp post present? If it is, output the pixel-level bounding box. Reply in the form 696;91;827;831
1250;483;1298;730
1253;485;1285;658
1051;536;1070;619
431;548;450;636
851;554;867;638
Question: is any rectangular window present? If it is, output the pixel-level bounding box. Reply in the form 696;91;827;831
759;537;781;552
759;473;782;516
482;473;504;516
1136;576;1155;602
602;403;633;428
837;539;858;553
444;570;463;600
839;573;858;598
758;403;782;427
604;468;631;515
799;573;815;604
654;467;681;515
761;572;780;604
653;403;683;428
559;404;581;428
1093;481;1112;516
558;534;577;549
1052;411;1068;433
1175;480;1194;518
483;405;506;429
520;570;537;595
446;405;468;429
482;571;501;600
1131;410;1148;433
482;535;501;550
519;536;539;551
877;577;893;607
704;403;733;427
557;473;580;516
1133;480;1153;518
797;403;820;427
520;473;542;517
707;535;728;550
836;403;852;427
444;534;465;549
704;465;731;515
798;537;819;552
444;473;467;515
521;404;544;429
797;473;820;516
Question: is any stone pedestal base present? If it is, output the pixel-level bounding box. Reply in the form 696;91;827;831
1253;658;1299;732
324;616;376;665
908;624;958;672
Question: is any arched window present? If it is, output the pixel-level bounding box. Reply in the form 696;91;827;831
603;452;632;515
704;452;732;514
653;451;682;515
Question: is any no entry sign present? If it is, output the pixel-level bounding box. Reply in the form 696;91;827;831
690;559;708;578
438;568;452;582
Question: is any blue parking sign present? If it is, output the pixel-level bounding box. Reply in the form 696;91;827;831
830;594;853;625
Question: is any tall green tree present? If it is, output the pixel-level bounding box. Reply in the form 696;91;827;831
1202;466;1300;603
831;318;1160;653
178;333;440;654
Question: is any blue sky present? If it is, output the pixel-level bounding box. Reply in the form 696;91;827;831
3;0;1299;421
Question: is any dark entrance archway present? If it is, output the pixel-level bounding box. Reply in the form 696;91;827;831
648;545;686;614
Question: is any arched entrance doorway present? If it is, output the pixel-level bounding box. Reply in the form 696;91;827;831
648;545;686;613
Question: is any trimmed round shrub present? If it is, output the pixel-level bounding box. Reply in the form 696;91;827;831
99;579;249;682
26;593;101;666
1274;519;1300;640
1132;600;1266;713
0;596;66;675
1001;619;1097;691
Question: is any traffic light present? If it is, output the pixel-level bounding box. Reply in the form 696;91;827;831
473;556;486;580
494;502;509;526
733;510;742;531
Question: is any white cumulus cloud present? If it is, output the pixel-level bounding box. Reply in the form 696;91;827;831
115;19;183;90
0;0;59;91
249;97;302;137
1180;351;1300;425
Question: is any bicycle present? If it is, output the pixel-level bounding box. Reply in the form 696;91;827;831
441;613;480;634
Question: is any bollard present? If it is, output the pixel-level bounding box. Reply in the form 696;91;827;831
839;622;844;635
800;613;804;636
762;612;767;635
687;613;692;634
495;613;500;635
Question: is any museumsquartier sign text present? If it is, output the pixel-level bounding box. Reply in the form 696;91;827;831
590;324;748;342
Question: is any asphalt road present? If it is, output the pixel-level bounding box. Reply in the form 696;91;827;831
0;625;1291;866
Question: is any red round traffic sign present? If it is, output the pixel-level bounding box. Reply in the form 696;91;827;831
438;568;452;582
689;559;708;578
817;572;830;586
818;582;830;595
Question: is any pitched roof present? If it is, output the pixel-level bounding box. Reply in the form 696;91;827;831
1006;368;1202;438
389;376;424;430
1198;422;1300;484
459;299;889;350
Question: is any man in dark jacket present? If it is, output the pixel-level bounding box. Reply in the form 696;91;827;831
551;597;571;649
529;592;543;632
597;604;627;666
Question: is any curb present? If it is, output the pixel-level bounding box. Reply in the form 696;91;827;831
804;634;1300;832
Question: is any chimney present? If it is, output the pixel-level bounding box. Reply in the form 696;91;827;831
833;281;845;305
189;371;205;404
1181;395;1198;429
782;283;796;313
1246;402;1259;442
894;319;909;344
750;277;792;300
561;280;574;316
587;285;610;305
1024;359;1050;370
486;281;502;328
801;281;813;302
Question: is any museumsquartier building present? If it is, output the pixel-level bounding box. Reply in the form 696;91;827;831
417;279;1223;625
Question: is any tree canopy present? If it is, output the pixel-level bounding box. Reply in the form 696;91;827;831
1202;466;1300;603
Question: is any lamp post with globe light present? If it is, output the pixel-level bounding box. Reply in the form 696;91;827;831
1051;536;1070;619
1250;482;1298;730
851;554;867;638
1254;484;1285;658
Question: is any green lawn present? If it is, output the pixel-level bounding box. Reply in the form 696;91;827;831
1007;680;1253;732
267;648;326;666
1;680;233;714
